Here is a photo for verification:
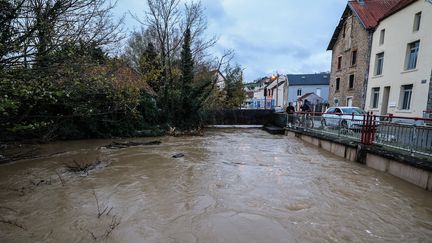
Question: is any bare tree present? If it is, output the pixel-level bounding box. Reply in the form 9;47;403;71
183;1;217;64
122;27;156;71
0;0;124;68
129;0;219;115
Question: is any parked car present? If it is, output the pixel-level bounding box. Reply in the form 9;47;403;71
321;107;370;129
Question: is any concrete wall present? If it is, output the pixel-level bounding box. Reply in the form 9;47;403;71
286;130;432;191
365;1;432;117
329;11;371;109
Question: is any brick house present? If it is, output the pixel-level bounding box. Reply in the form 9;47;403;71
327;0;401;108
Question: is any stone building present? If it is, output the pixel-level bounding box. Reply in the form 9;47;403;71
327;0;401;108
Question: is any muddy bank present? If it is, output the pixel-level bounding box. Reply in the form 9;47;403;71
0;129;431;242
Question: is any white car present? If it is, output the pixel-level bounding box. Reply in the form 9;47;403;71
321;107;370;129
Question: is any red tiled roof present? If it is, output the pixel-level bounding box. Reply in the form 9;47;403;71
327;0;412;50
349;0;401;29
379;0;418;22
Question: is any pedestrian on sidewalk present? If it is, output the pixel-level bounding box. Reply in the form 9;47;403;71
286;102;296;127
301;99;311;112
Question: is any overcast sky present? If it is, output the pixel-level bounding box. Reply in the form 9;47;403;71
114;0;347;82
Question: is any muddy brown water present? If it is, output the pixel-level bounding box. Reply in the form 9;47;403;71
0;129;431;242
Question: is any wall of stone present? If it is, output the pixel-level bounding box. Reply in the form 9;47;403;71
329;11;370;109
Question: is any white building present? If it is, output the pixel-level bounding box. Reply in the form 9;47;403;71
266;75;287;110
212;70;227;90
365;0;432;118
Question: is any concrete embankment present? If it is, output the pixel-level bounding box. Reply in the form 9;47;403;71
285;128;432;191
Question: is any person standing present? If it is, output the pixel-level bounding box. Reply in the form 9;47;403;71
286;102;296;127
301;99;311;112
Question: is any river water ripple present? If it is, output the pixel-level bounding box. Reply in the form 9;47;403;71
0;129;431;242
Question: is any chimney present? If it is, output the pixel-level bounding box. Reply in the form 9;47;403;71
357;0;365;5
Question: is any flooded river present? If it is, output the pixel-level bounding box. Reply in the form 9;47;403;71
0;129;431;242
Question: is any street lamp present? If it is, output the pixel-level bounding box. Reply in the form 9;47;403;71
271;73;279;109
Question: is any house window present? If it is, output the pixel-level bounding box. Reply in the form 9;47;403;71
375;52;384;75
400;84;413;110
335;78;340;92
379;29;385;45
297;88;302;96
337;56;342;70
371;87;380;109
351;50;357;66
343;23;346;38
405;41;420;70
346;97;353;107
413;12;421;31
349;74;355;89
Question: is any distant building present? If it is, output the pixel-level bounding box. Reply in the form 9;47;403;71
243;77;273;109
298;93;324;104
286;73;329;110
327;0;402;108
266;75;287;111
211;70;227;90
365;0;432;118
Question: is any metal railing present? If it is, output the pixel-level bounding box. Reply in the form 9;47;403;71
374;115;432;156
277;112;432;157
245;98;275;109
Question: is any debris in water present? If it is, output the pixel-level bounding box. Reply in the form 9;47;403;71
104;141;161;149
65;159;106;173
0;218;25;230
172;153;184;158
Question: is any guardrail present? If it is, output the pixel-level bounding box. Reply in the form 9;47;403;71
276;112;432;157
423;110;432;119
245;98;275;109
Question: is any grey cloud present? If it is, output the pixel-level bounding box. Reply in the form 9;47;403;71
202;0;226;20
115;0;346;81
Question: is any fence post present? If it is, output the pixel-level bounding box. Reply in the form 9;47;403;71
361;113;366;144
410;122;417;155
366;112;371;145
361;112;374;145
372;114;376;144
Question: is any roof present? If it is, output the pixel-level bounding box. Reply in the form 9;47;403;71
210;69;227;82
299;93;313;99
268;80;285;90
350;0;401;29
297;92;324;101
287;73;330;86
327;0;402;50
380;0;417;22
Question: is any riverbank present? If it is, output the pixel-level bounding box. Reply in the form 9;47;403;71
0;128;166;165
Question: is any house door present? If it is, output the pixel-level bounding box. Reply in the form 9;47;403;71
381;86;390;115
347;97;353;107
